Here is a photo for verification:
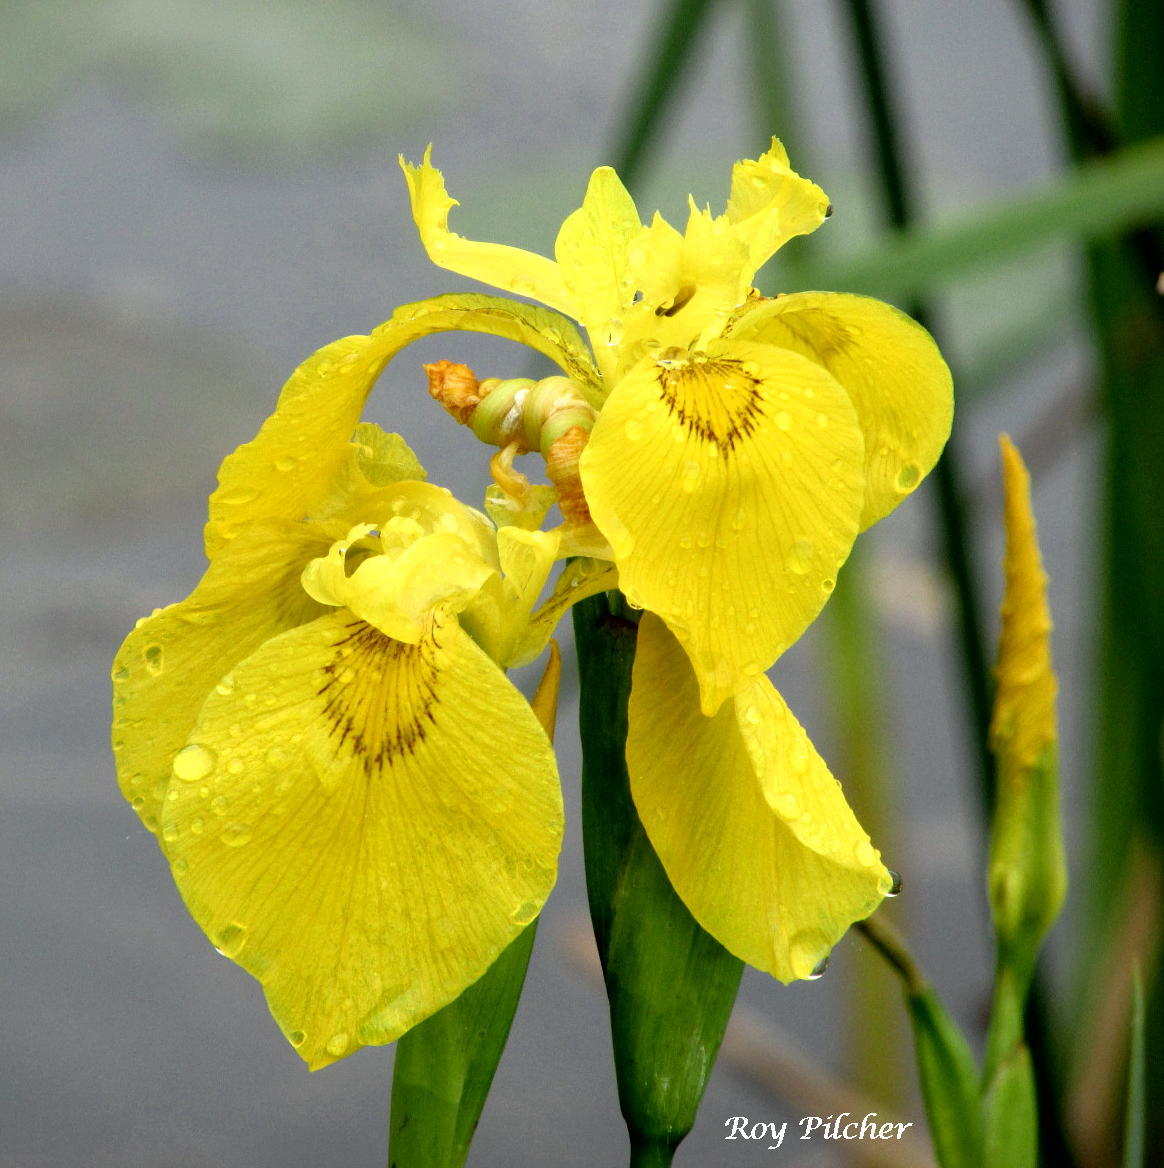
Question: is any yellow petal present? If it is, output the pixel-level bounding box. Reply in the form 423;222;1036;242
112;521;332;833
206;293;600;558
579;341;865;713
400;149;574;317
161;609;563;1070
615;210;748;368
554;166;642;345
448;525;562;667
627;615;890;980
724;138;831;278
729;291;953;528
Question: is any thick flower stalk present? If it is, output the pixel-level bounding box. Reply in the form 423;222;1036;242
110;330;600;1070
401;142;953;979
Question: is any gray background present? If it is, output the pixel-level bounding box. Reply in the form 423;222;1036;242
2;0;1101;1164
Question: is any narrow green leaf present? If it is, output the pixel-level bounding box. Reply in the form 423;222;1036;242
574;593;743;1166
388;925;537;1168
981;1043;1038;1168
788;137;1164;302
906;987;983;1168
1124;968;1146;1168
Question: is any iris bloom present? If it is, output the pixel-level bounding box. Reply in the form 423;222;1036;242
111;328;617;1069
401;143;953;978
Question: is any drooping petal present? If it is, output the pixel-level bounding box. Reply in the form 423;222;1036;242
723;139;832;279
579;341;865;713
554;166;642;349
728;291;954;529
627;615;891;980
206;293;600;558
400;149;574;317
112;521;333;833
160;609;563;1071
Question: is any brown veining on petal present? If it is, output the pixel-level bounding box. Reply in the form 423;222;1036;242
656;357;767;457
317;618;441;772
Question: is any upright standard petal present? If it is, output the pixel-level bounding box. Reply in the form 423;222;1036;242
401;149;574;316
553;166;641;351
724;139;832;278
112;520;333;832
579;341;865;713
160;609;563;1070
627;616;891;980
728;292;954;529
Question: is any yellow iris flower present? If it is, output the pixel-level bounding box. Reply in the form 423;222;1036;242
402;143;953;979
112;329;589;1070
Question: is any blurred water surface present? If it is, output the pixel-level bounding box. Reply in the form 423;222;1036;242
2;1;1101;1164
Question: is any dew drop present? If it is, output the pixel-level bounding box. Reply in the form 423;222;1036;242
786;538;814;575
112;666;129;681
143;645;164;676
162;821;179;842
894;462;921;492
288;1030;306;1048
681;460;701;492
221;822;253;848
623;418;644;442
510;900;540;926
274;455;297;472
855;840;879;867
210;795;229;815
822;577;836;593
172;857;189;876
173;744;215;783
806;954;830;981
816;412;829;429
218;485;259;507
886;869;903;897
325;1032;349;1058
227;759;245;776
215;923;248;958
774;792;800;820
215;675;236;697
190;817;205;835
774;410;793;432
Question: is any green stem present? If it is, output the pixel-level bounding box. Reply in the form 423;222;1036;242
629;1138;677;1168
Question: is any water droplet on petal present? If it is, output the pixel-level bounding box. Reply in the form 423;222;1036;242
325;1032;349;1058
681;460;701;492
221;822;253;847
786;538;814;575
886;869;903;897
894;463;921;492
172;857;188;876
807;954;830;981
816;412;829;429
288;1030;306;1048
218;485;259;506
510;900;540;926
274;455;297;473
774;792;799;820
215;675;236;697
624;418;644;442
173;744;215;783
775;410;793;432
215;923;248;958
144;645;164;675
